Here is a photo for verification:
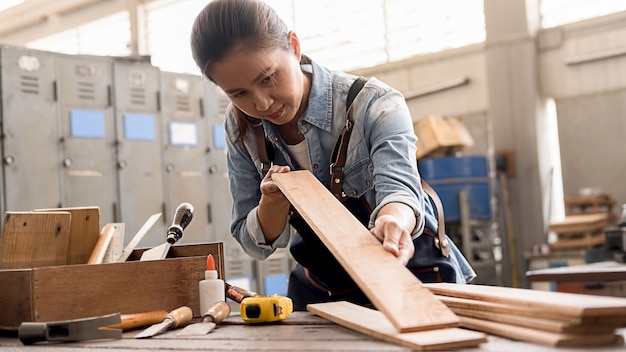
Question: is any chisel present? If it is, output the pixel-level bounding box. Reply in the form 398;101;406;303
106;310;169;331
140;203;194;261
177;301;231;336
134;306;193;338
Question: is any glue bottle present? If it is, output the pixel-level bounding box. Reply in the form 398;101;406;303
199;254;225;313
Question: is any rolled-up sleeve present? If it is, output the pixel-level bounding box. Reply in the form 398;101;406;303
225;111;290;260
361;84;426;238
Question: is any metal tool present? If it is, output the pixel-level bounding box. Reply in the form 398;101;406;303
134;306;193;338
18;314;122;345
118;213;162;262
224;282;260;303
140;204;193;261
240;295;293;323
177;301;231;336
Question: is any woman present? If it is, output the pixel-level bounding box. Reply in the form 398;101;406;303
191;0;475;310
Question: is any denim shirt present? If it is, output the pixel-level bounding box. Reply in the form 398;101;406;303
224;57;475;283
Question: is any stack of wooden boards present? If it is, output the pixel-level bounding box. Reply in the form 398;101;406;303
273;170;626;350
426;282;626;347
564;193;616;222
0;206;139;269
549;213;609;250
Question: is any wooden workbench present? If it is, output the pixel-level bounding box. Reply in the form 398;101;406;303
1;312;625;351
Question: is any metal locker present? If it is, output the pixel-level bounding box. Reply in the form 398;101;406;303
0;46;61;215
159;71;212;244
256;249;292;296
222;226;258;296
113;60;166;246
56;53;118;225
205;86;232;244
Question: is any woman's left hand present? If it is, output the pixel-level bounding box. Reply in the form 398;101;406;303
370;214;415;266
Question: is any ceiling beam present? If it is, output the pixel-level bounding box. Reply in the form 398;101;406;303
0;0;159;46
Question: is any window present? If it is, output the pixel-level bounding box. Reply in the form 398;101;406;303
541;0;626;28
28;12;131;56
26;0;486;73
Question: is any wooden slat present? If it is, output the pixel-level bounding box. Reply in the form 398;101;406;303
0;211;71;269
437;295;581;324
34;206;101;264
426;283;626;319
550;232;606;250
449;306;619;334
308;301;486;351
0;270;32;330
526;261;626;283
31;257;206;322
459;316;622;347
437;295;626;326
549;213;608;234
273;171;459;333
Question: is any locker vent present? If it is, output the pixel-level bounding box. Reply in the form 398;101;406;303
226;259;245;278
77;81;95;100
266;258;285;274
20;75;39;95
217;96;230;117
130;87;146;106
175;94;191;112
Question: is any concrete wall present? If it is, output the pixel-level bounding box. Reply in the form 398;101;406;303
354;7;626;283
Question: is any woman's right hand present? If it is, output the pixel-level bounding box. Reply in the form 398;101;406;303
260;165;291;204
258;165;291;242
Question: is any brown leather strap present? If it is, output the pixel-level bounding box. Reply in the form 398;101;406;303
252;121;272;176
421;179;450;257
329;77;367;200
249;77;449;258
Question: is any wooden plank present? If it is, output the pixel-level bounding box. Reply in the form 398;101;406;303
0;270;32;330
449;306;619;334
273;171;459;332
459;316;622;347
31;256;206;322
437;295;626;326
308;301;486;351
437;295;584;325
34;206;101;264
526;261;626;283
426;283;626;319
0;211;71;269
550;213;608;234
550;232;606;250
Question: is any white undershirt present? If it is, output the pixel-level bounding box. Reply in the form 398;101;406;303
284;139;312;171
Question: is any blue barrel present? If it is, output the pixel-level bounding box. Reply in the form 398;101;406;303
418;156;491;222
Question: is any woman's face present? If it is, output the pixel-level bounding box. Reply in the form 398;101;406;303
209;32;308;126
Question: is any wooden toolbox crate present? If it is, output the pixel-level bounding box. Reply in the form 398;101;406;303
0;242;224;330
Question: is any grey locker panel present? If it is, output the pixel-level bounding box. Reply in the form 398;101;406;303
113;61;166;246
205;86;232;243
256;249;291;296
0;47;61;214
57;54;117;225
160;71;211;244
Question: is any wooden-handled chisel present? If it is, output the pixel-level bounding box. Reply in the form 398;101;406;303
106;310;169;331
177;301;231;336
134;306;193;338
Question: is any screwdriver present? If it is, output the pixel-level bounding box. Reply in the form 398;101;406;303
134;306;193;338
